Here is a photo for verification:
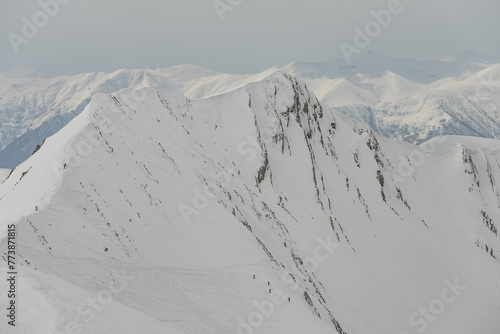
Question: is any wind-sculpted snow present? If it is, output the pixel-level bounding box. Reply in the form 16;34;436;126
0;71;500;333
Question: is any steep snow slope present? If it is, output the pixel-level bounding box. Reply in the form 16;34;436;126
0;67;200;168
1;72;499;334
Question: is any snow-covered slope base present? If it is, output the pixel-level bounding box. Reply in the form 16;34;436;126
1;72;500;334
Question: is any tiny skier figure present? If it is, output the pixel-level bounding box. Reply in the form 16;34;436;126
253;274;255;279
63;163;67;169
288;297;290;302
267;281;270;286
269;289;271;293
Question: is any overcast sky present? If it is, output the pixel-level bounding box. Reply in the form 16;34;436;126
1;0;499;77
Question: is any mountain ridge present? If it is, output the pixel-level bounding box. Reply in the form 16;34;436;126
1;71;499;333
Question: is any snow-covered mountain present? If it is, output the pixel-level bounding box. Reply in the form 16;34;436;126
1;72;499;333
0;65;219;168
1;52;500;169
282;52;500;144
0;64;285;168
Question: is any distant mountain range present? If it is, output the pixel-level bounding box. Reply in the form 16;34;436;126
1;51;499;168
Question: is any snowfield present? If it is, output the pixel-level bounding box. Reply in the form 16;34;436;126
0;71;499;333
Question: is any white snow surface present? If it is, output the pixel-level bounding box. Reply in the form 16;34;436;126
0;72;499;333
